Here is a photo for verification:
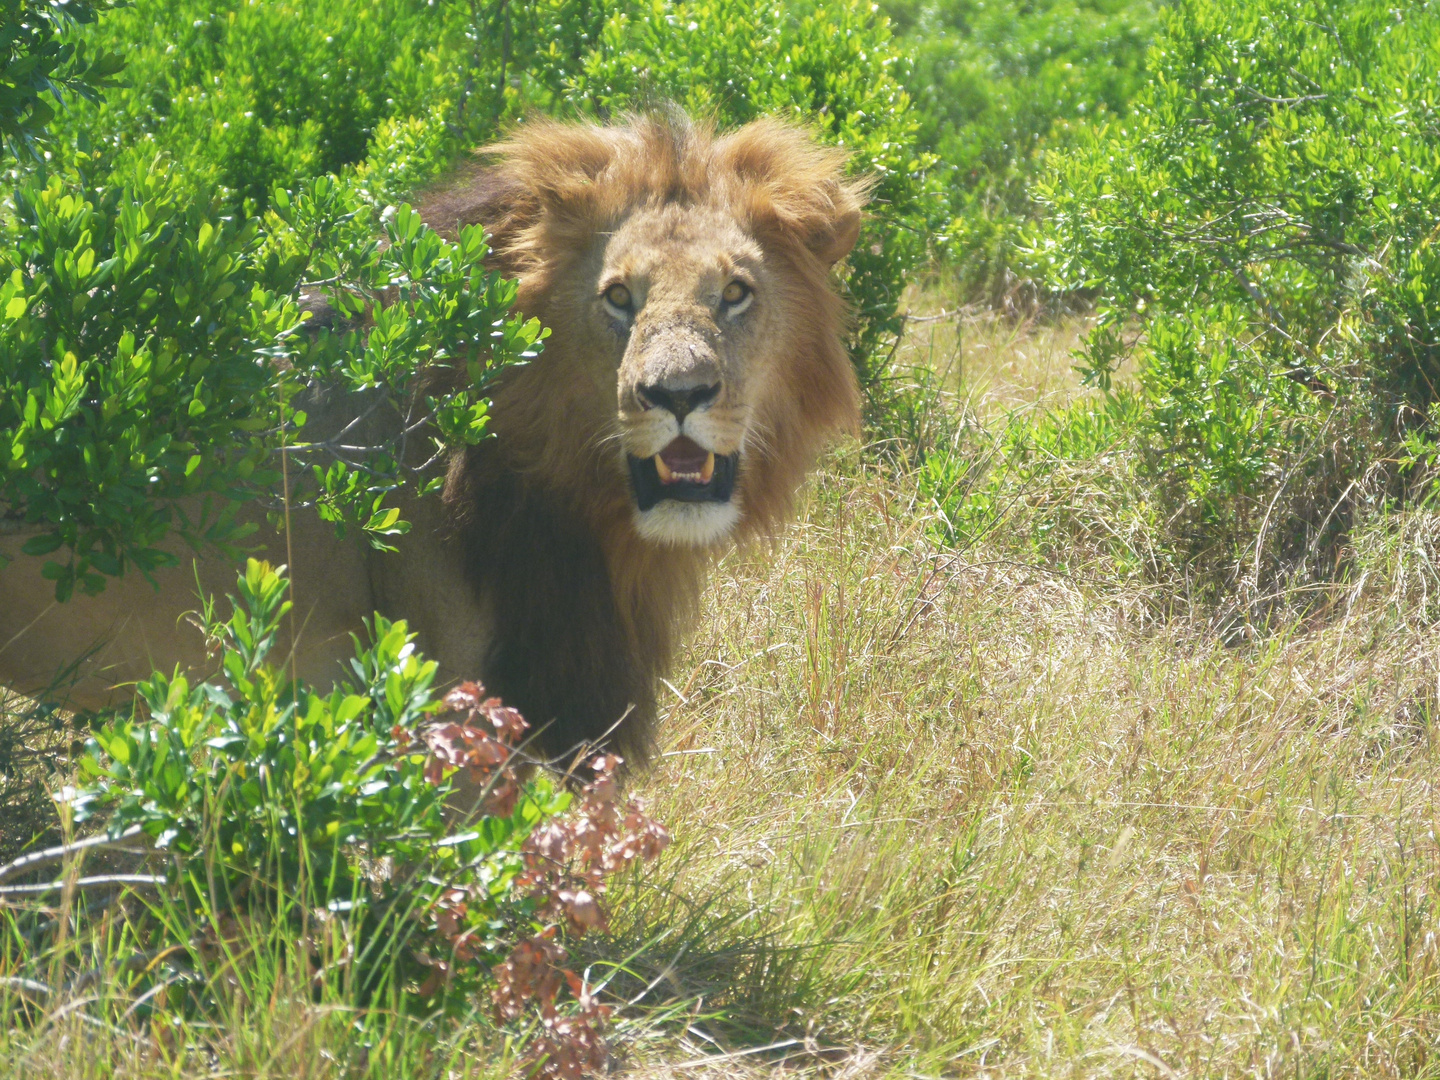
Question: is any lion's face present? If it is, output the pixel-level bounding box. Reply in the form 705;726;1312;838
590;204;780;546
427;115;866;553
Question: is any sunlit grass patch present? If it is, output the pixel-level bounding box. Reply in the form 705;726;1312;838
610;311;1440;1076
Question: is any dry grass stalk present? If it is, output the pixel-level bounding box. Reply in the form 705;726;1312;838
5;313;1439;1078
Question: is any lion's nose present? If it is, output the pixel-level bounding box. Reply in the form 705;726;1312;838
637;382;721;422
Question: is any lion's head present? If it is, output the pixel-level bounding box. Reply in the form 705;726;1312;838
423;113;869;551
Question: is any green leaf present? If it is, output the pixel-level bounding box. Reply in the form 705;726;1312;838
20;533;65;556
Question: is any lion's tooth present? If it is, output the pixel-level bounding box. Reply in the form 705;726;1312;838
700;452;715;483
655;454;674;483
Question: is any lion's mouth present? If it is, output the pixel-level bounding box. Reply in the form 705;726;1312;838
627;436;738;511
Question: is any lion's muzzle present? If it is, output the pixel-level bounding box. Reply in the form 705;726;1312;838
627;435;738;511
620;374;745;546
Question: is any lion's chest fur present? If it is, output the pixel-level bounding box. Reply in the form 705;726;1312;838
434;438;706;763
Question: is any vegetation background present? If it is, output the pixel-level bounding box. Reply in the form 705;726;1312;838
3;0;1440;1075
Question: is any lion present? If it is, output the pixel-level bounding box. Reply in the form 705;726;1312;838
0;112;868;766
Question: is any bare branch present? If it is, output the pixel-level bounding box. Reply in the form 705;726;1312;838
0;825;145;884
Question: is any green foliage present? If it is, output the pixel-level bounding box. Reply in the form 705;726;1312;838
66;560;564;1012
0;0;123;157
44;0;481;209
1003;0;1440;588
38;0;650;213
0;560;599;1054
1136;308;1322;524
1;157;541;599
0;160;297;599
883;0;1158;303
269;180;547;541
0;561;668;1065
567;0;949;385
1046;0;1440;409
0;0;544;600
71;560;453;869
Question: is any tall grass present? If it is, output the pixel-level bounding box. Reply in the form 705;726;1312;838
1;880;512;1078
606;313;1440;1076
4;312;1439;1077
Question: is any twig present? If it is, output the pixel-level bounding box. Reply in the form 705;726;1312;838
0;825;145;884
901;309;972;324
668;1040;803;1069
1236;86;1328;106
0;874;165;898
0;976;52;1001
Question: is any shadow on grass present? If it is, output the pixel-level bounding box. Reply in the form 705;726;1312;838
0;649;105;864
576;872;867;1059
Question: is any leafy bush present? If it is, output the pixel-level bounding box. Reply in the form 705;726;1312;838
70;561;469;927
39;0;654;213
0;160;296;599
41;0;484;210
1046;0;1440;408
0;158;541;598
0;0;122;156
882;0;1158;304
1;561;669;1073
977;0;1440;595
1135;308;1327;531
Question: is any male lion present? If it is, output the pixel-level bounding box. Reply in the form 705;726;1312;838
0;112;868;764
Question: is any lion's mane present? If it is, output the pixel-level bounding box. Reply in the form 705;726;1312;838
417;113;867;764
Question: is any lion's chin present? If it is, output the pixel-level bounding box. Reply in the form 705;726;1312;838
625;442;741;546
633;500;741;547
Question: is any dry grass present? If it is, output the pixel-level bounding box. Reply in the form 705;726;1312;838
605;319;1440;1078
893;304;1095;423
5;317;1440;1078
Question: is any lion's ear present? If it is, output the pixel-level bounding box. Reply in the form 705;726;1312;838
804;193;864;266
716;119;872;267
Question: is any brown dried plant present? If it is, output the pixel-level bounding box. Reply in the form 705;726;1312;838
401;683;671;1078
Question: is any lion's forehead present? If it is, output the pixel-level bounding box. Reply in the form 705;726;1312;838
604;204;764;282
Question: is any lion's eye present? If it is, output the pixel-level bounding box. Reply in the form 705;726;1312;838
722;281;750;305
604;283;632;310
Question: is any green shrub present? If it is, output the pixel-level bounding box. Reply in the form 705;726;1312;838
883;0;1159;304
62;560;538;1005
2;561;669;1069
0;0;123;156
1045;0;1440;411
1135;308;1321;527
0;159;297;599
1022;0;1440;591
0;157;541;599
43;0;482;209
40;0;648;213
